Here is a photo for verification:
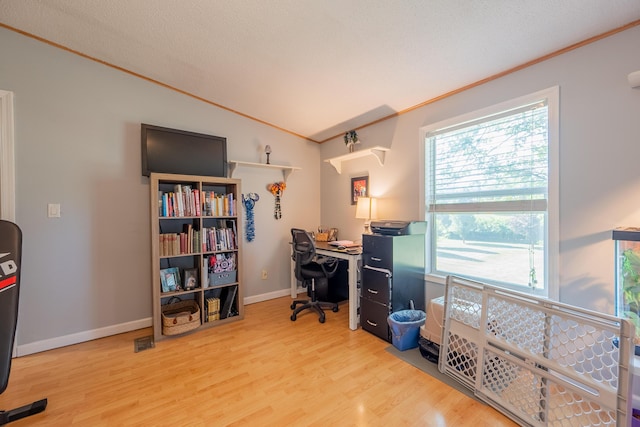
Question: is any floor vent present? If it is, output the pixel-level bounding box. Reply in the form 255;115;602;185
134;336;155;353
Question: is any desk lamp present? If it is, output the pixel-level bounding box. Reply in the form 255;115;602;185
355;197;378;234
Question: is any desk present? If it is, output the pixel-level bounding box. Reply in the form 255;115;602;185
290;241;362;330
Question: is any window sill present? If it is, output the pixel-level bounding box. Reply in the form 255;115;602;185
426;273;447;285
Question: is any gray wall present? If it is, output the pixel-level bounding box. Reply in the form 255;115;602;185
321;25;640;312
0;27;321;354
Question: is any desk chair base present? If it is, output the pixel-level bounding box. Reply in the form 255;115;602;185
290;299;339;323
290;278;339;323
0;398;47;425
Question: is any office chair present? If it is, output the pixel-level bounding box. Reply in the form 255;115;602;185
290;228;339;323
0;220;47;425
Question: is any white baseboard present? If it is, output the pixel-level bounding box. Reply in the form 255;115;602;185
16;290;299;356
244;288;299;305
17;318;152;357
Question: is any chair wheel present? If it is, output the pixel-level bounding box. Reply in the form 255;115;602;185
332;306;339;312
319;315;325;323
290;314;297;321
290;303;296;309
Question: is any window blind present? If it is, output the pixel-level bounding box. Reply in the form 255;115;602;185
427;100;548;213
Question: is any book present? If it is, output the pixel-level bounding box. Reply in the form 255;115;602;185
182;223;193;254
194;189;201;216
221;285;238;319
173;185;184;217
206;297;220;321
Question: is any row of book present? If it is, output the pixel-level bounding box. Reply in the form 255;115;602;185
159;185;236;218
159;230;201;257
203;225;237;252
206;297;220;322
159;224;238;256
205;286;238;321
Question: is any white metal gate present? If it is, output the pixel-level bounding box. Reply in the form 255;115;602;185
439;276;635;427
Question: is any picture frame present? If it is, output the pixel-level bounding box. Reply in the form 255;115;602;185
183;267;199;290
160;267;180;293
351;175;369;205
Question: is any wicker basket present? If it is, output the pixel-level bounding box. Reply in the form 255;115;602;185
315;232;329;242
161;297;201;336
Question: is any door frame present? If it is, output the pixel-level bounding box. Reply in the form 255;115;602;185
0;90;17;358
0;90;15;222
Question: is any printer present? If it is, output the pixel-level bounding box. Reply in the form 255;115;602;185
369;220;427;236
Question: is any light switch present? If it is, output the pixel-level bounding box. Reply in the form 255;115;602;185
47;203;61;218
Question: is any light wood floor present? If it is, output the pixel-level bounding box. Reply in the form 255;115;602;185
0;296;518;426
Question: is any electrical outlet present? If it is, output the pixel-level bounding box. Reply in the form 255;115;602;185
261;270;268;280
47;203;61;218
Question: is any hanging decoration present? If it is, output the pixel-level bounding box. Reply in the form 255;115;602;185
267;182;286;220
242;193;260;242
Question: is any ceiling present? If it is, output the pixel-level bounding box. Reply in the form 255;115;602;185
1;1;639;143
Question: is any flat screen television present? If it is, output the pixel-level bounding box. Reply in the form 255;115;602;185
141;124;227;177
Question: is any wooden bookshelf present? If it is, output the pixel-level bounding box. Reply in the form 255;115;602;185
150;172;243;341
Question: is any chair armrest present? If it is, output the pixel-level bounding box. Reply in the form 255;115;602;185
315;256;339;276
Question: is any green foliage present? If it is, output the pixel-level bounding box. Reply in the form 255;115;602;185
437;213;542;244
620;248;640;339
343;130;358;145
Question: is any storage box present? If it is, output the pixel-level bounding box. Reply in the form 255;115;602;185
208;270;237;287
421;296;445;345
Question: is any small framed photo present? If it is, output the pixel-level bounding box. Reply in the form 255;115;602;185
351;175;369;205
183;268;199;290
160;267;180;293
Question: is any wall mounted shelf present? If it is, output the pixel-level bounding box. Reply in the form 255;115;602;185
227;160;301;181
324;146;390;174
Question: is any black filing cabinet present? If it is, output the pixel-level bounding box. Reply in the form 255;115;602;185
360;222;426;342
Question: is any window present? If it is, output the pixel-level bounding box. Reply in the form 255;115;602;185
422;88;558;298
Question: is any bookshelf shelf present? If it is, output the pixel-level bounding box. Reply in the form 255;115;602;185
227;160;301;181
150;172;244;342
324;146;390;174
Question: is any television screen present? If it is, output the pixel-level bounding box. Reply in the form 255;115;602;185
141;124;227;177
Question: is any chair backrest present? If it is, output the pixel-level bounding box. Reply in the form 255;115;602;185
291;228;316;281
0;220;22;394
291;228;315;264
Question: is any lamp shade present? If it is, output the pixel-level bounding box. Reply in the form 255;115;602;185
355;197;378;220
629;70;640;89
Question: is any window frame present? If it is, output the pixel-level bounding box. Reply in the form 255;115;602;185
419;87;559;300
